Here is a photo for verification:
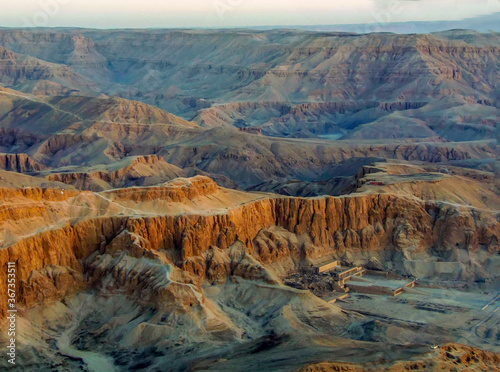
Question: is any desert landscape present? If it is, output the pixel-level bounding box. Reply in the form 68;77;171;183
0;21;498;372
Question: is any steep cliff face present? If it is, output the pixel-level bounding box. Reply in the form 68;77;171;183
0;153;46;172
103;175;219;203
0;177;498;317
0;216;128;313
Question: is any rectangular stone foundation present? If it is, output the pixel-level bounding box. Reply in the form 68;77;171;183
315;260;339;274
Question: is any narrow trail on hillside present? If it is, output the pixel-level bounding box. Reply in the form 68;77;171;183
164;264;204;304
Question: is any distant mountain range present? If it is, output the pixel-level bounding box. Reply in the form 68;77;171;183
250;13;500;34
0;27;497;189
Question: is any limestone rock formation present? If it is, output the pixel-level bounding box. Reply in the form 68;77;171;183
0;27;499;371
0;153;46;172
0;174;498;318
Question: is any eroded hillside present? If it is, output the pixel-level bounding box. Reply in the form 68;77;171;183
0;29;497;139
0;168;498;370
0;27;499;371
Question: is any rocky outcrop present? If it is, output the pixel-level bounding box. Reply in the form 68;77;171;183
352;164;387;189
0;216;128;316
47;95;198;127
35;133;97;156
377;102;428;112
0;179;498;316
0;127;45;154
0;45;98;94
0;153;47;172
0;187;78;233
0;187;77;202
18;265;86;310
300;344;500;372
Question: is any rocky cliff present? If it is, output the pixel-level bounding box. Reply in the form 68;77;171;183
0;153;46;172
1;176;498;317
0;27;499;371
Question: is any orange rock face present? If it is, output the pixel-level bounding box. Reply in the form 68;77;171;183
0;175;498;316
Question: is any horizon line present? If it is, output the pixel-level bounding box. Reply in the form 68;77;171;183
0;12;498;32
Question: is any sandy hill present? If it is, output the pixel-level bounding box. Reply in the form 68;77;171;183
354;162;500;212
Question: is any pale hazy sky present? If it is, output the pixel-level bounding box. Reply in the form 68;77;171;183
2;0;499;28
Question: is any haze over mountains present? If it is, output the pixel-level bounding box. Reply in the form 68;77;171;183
0;26;499;371
278;13;500;34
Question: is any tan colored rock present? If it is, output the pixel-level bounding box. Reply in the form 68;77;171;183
0;153;46;172
0;176;498;316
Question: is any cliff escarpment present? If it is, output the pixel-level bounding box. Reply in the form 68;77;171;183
0;27;499;371
0;153;46;172
0;176;498;316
